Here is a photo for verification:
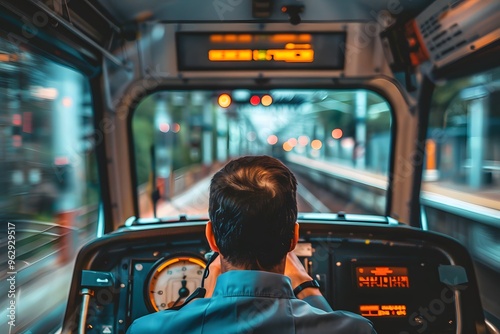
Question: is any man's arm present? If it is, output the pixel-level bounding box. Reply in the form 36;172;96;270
285;252;333;312
203;256;221;298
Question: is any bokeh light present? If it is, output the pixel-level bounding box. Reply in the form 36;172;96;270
267;134;278;145
311;139;323;150
283;142;293;151
298;135;310;146
261;94;273;106
172;123;181;133
287;138;298;147
247;131;257;141
217;93;232;108
250;95;260;106
62;97;73;107
159;123;170;133
331;128;343;139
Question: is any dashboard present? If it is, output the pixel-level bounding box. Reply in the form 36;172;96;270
62;217;487;334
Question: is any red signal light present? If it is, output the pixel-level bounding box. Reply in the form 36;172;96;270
250;95;260;106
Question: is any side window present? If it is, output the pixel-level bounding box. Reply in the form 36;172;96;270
0;36;100;329
422;67;500;301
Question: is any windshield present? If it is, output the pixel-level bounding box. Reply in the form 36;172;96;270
132;89;391;218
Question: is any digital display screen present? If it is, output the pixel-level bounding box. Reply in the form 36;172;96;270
356;267;410;288
176;32;346;70
360;304;407;317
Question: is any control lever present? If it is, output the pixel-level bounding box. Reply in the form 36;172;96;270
78;270;115;334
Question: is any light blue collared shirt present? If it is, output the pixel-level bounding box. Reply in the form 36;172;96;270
127;270;376;334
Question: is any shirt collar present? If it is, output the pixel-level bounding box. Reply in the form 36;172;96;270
212;270;295;299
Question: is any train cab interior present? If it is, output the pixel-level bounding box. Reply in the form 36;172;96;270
0;0;499;333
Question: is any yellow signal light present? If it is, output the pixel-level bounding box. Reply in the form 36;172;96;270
218;93;232;108
261;94;273;106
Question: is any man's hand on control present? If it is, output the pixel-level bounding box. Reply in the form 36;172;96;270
285;252;322;299
204;256;221;298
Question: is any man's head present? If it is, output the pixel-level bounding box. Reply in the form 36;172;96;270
207;155;298;271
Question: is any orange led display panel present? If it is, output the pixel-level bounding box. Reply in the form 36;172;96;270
209;49;253;61
356;267;410;288
178;32;346;70
207;33;314;63
360;305;407;317
209;48;313;63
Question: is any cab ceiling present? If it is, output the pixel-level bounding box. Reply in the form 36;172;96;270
90;0;434;24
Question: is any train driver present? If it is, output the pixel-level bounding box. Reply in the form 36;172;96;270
127;155;376;333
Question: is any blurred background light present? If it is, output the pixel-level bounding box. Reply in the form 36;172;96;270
331;128;343;139
261;94;273;106
311;139;322;150
267;134;278;145
218;93;232;108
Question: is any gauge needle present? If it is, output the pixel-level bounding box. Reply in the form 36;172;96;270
171;276;190;308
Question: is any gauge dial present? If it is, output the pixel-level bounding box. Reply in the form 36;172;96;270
147;255;206;311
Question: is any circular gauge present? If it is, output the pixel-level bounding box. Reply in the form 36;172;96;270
147;254;206;311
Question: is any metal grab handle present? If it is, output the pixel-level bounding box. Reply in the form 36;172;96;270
78;288;94;334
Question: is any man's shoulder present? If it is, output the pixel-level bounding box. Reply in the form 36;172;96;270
323;310;376;334
127;310;178;333
292;300;375;334
127;299;210;334
329;310;376;332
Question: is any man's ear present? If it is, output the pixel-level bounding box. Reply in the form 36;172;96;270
289;223;299;251
206;221;220;252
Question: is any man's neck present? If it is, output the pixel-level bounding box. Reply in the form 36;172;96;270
220;257;285;274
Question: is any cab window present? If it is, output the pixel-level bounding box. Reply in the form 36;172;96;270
133;89;391;217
